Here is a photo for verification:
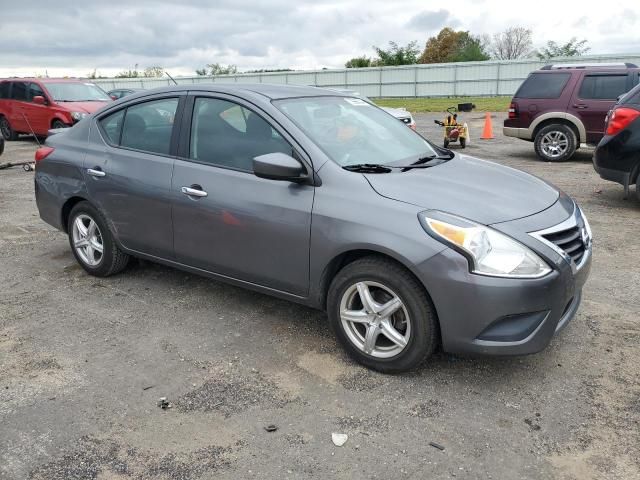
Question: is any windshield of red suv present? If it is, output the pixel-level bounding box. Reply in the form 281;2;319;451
44;82;111;102
275;96;436;167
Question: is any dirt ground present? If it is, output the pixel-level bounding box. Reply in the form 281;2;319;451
1;113;639;480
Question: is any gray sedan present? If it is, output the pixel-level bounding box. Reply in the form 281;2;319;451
33;84;592;372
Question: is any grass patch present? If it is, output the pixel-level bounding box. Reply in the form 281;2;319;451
374;96;510;113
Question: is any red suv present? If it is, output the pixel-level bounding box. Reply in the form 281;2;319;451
504;63;640;161
0;78;112;140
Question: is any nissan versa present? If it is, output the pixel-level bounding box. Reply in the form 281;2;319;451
34;85;592;372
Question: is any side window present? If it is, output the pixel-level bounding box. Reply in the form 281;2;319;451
515;73;570;99
190;97;293;171
579;75;628;100
28;83;45;102
99;109;125;144
0;82;9;99
10;82;28;101
120;98;179;155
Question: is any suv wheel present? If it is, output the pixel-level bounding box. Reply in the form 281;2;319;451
534;124;576;162
0;116;18;141
68;201;130;277
327;256;438;373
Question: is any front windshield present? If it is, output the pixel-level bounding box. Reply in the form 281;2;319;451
274;96;436;166
45;82;111;102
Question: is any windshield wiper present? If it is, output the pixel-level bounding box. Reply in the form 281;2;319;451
343;164;393;173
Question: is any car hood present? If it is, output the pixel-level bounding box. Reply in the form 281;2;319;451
364;155;559;225
54;101;110;113
381;107;411;120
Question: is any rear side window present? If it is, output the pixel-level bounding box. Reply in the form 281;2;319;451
10;82;28;101
120;98;179;155
0;82;9;99
99;110;125;144
579;75;628;100
515;73;570;99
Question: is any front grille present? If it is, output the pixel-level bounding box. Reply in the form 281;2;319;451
542;226;586;265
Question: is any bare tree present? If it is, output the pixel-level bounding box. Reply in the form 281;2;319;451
492;27;533;60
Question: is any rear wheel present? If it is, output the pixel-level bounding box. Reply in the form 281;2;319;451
67;201;130;277
534;124;576;162
327;256;438;373
0;116;18;141
636;178;640;202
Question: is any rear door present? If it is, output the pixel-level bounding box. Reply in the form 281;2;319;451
171;94;314;295
570;72;632;143
20;82;50;135
84;93;186;258
8;81;29;133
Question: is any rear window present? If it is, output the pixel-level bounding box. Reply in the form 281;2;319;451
578;75;628;100
515;73;570;99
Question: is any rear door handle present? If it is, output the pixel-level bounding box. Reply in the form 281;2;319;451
181;186;208;198
573;104;588;109
87;168;106;177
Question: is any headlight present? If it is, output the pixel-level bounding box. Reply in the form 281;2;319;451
70;112;88;122
420;211;551;278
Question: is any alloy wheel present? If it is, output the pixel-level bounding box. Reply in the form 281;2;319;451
339;281;411;358
540;131;569;159
72;214;104;267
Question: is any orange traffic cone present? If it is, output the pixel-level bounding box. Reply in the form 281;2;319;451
480;112;494;140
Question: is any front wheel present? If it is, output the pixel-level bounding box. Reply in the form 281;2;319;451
534;124;576;162
68;201;130;277
327;256;438;373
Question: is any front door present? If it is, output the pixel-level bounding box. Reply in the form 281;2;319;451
21;82;51;135
84;95;184;258
171;95;314;296
569;72;631;143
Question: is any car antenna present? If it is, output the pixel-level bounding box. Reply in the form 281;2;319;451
165;72;178;86
21;113;42;147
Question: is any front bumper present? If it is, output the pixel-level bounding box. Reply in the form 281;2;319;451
416;202;592;356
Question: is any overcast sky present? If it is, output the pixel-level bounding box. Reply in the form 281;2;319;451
0;0;638;78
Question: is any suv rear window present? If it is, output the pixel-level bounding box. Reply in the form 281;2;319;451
515;73;570;99
578;74;628;100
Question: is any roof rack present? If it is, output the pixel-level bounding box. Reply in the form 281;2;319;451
541;62;638;70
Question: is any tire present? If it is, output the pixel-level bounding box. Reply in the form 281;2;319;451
0;137;4;156
534;124;577;162
67;201;130;277
460;137;466;148
327;256;438;373
0;116;19;141
443;139;449;148
52;119;68;130
636;178;640;203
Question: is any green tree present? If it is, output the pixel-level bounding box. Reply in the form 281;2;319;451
195;63;238;76
419;28;488;64
345;56;372;68
373;41;420;66
535;38;590;60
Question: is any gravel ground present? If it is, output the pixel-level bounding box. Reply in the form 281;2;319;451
1;113;639;480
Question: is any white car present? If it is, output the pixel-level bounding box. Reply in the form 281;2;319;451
328;89;416;130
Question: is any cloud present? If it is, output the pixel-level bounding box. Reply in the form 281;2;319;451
406;10;459;31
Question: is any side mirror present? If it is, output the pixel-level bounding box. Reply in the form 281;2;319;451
253;152;306;182
32;95;46;105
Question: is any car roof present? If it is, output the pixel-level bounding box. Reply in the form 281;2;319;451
0;77;96;83
119;83;351;100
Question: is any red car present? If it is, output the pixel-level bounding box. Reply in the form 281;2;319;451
0;78;112;140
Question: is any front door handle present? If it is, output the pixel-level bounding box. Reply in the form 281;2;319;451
87;167;106;177
573;104;588;109
181;185;208;198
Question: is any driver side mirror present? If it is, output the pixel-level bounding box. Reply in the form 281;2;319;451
253;152;306;182
32;95;46;105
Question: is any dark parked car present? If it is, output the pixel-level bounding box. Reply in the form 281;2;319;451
504;63;640;161
593;82;640;200
34;85;592;372
107;88;144;100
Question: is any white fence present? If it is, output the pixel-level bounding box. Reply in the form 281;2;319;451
93;54;640;98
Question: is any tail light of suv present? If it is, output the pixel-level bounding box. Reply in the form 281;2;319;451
606;107;640;136
508;102;518;119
